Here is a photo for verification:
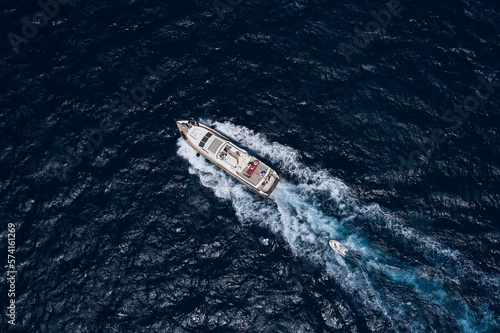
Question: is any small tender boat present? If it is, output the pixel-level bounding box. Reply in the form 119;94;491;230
176;120;280;197
329;240;348;256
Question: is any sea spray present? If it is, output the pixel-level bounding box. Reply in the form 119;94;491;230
176;121;498;332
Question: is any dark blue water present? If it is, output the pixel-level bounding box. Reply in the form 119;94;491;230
2;0;499;332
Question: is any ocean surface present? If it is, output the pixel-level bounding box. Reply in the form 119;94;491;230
1;0;500;332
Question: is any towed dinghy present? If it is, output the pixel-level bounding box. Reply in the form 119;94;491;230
329;240;348;256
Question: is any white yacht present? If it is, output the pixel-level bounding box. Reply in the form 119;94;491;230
176;120;280;197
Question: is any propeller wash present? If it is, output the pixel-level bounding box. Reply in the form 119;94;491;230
176;120;499;332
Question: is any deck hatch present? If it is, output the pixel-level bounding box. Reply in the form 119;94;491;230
206;137;224;154
198;132;212;148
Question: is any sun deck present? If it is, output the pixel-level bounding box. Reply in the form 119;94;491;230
240;160;269;186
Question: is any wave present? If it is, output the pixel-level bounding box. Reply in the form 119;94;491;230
176;120;499;332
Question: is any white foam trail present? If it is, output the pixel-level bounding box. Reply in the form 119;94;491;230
176;120;499;332
212;121;500;295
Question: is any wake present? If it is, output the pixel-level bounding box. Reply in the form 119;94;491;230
176;120;499;332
